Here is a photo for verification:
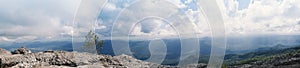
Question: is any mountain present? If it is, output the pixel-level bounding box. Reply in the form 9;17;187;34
226;34;300;51
225;45;300;68
1;34;299;66
225;44;291;61
0;40;73;52
99;37;216;65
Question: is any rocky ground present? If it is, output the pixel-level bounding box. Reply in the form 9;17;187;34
2;47;300;68
0;47;207;68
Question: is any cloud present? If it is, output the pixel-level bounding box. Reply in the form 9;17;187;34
0;36;15;41
0;0;299;42
130;18;177;36
140;19;163;33
96;0;300;38
95;0;202;39
222;0;300;35
0;0;80;42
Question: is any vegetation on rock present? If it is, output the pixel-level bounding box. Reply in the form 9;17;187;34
82;30;105;54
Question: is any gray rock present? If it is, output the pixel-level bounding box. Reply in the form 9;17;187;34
182;63;207;68
0;48;11;55
12;47;31;55
1;51;154;68
1;49;208;68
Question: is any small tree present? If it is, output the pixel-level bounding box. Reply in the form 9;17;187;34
82;30;104;54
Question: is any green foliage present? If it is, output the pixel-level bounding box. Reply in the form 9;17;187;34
221;64;227;68
226;45;300;66
82;30;105;54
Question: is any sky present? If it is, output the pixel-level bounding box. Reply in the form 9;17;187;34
0;0;299;43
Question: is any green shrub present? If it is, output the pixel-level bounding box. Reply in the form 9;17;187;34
82;30;104;54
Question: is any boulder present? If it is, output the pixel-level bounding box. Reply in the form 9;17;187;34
12;47;31;55
0;48;11;55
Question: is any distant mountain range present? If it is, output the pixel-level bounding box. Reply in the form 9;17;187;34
0;34;299;66
0;41;73;52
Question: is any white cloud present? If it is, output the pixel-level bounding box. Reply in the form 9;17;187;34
130;19;177;36
110;0;178;36
0;36;14;41
140;19;163;33
96;0;295;38
0;0;80;42
0;0;299;42
222;0;300;35
97;0;198;38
